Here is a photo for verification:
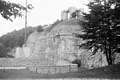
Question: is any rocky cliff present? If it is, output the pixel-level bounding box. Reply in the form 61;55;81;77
26;18;108;68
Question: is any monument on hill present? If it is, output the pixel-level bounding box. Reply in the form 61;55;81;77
61;7;84;20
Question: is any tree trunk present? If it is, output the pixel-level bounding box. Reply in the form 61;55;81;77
105;49;112;65
104;36;112;65
108;46;112;65
108;27;113;65
104;42;110;65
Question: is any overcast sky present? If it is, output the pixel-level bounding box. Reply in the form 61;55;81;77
0;0;89;36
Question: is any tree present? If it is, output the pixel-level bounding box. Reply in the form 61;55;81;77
0;43;10;57
0;0;26;21
77;0;120;65
37;25;44;32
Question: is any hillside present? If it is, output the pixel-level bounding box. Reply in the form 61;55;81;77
0;26;37;57
0;20;61;58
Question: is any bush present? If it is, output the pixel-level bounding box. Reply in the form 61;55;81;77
72;59;81;67
37;25;44;32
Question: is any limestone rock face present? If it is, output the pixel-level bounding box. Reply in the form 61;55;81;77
26;18;108;67
114;53;120;64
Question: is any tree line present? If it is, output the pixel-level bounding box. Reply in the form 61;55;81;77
0;27;36;57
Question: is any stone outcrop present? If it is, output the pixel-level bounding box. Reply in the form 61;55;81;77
26;18;108;68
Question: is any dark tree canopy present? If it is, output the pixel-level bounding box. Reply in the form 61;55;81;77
77;0;120;65
0;0;26;21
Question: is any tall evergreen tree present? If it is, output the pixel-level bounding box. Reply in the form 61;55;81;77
77;0;120;65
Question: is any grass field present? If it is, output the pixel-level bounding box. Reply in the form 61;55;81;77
0;63;120;79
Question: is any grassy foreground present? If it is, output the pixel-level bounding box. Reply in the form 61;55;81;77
0;63;120;79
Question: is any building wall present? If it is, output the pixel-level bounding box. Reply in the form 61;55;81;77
61;10;68;20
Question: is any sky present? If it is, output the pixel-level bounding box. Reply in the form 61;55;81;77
0;0;89;37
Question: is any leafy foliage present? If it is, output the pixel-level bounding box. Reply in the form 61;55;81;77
77;0;120;65
0;0;26;21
